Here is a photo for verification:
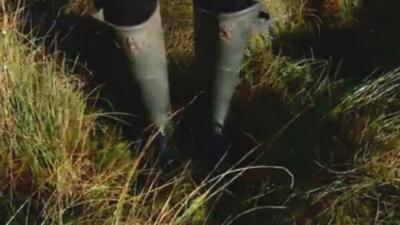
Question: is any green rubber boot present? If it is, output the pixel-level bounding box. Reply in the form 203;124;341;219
92;1;170;132
193;1;260;159
92;2;177;171
194;0;260;127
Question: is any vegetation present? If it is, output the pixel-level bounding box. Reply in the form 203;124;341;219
1;0;400;224
0;4;218;225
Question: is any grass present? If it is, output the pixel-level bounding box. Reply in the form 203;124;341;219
2;0;400;224
0;4;225;225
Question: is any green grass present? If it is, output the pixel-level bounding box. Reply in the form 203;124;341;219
2;0;400;224
0;5;223;225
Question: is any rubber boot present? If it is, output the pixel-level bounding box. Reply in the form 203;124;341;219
92;1;175;170
193;0;260;161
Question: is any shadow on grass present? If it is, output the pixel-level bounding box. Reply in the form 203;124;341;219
274;0;400;80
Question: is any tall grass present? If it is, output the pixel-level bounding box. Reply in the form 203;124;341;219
280;68;400;225
2;0;400;224
0;5;222;225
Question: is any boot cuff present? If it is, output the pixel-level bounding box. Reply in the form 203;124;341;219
92;2;161;32
193;0;260;16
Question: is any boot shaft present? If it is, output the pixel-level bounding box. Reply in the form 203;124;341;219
193;0;260;126
92;2;171;131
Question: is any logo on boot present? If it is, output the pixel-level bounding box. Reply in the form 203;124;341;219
127;36;141;53
219;23;235;43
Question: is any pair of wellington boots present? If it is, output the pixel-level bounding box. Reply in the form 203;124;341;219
92;0;261;170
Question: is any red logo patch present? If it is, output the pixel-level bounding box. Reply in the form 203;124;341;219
219;23;235;43
127;37;141;53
